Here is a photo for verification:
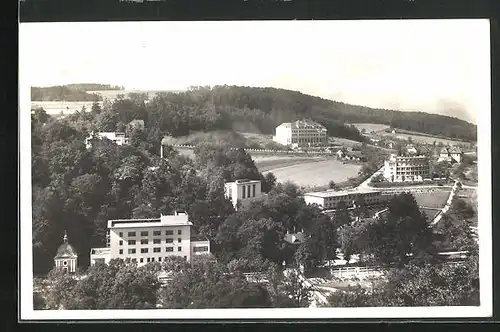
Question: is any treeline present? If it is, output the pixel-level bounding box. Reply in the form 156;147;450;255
31;84;124;102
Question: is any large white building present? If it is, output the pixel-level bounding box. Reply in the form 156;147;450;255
224;179;262;210
272;120;328;147
90;212;210;266
438;146;463;163
383;154;431;182
303;188;388;210
85;131;129;149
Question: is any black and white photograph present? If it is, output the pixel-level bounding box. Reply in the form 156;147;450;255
19;19;492;320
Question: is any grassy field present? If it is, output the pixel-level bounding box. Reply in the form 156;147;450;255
413;191;451;209
377;129;473;146
263;158;361;188
351;123;390;133
421;208;440;222
254;156;324;172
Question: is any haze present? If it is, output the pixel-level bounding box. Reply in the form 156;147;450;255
20;20;490;124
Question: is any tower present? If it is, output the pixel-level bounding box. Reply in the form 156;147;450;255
54;231;78;273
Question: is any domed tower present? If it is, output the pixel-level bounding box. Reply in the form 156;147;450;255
54;231;78;273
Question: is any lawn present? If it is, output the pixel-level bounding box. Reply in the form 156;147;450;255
263;158;361;188
254;156;324;172
420;208;440;222
413;191;451;209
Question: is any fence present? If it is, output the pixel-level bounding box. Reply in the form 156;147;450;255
172;144;337;157
330;266;385;279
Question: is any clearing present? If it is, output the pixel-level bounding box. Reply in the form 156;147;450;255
351;123;391;133
263;158;361;188
377;129;473;146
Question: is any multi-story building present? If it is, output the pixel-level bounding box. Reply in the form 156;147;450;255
85;131;129;149
303;188;387;210
224;179;262;210
272;120;328;147
383;154;431;182
89;212;210;267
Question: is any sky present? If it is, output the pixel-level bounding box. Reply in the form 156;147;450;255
20;20;490;124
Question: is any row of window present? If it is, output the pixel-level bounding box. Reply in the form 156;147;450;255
135;256;187;263
118;238;182;245
118;230;182;237
121;247;183;254
241;184;257;199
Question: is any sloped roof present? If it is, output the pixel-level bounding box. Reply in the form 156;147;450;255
449;146;462;154
440;147;449;154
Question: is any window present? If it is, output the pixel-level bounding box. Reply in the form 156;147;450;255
153;238;161;244
128;248;136;254
166;247;173;252
166;238;173;243
119;240;123;246
242;186;246;199
193;246;208;252
119;232;123;237
128;232;136;237
147;258;151;262
252;184;256;197
140;231;148;237
139;258;144;263
177;230;182;235
178;247;182;252
140;239;148;245
177;238;182;243
119;249;123;254
153;230;161;236
128;239;136;245
166;230;173;235
184;256;187;261
247;185;251;198
141;248;148;253
153;247;161;253
158;257;162;262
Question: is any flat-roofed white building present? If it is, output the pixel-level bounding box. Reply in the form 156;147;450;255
89;212;210;267
303;188;387;210
383;154;431;182
273;120;328;147
85;131;129;149
224;179;262;210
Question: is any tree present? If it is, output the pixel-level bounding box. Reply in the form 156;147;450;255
261;172;277;193
280;269;312;307
328;180;336;189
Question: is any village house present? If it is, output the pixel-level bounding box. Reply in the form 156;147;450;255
438;146;463;163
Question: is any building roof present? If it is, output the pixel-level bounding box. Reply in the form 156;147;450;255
191;235;210;242
440;147;449;154
304;187;380;198
108;212;192;229
226;179;261;185
449;146;463;154
54;232;78;259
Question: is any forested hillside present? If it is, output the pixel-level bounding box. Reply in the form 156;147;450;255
31;84;124;102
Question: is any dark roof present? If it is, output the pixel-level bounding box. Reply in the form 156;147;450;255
449;146;463;154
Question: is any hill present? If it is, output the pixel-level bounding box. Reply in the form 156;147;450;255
31;84;124;102
33;84;477;142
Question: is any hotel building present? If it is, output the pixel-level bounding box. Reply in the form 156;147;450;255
224;179;263;210
272;120;328;147
383;154;431;182
90;212;210;266
303;188;387;210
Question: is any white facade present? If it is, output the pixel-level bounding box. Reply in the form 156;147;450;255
303;188;387;210
85;131;129;149
272;120;327;147
438;146;463;163
90;212;210;267
383;154;431;182
224;179;262;210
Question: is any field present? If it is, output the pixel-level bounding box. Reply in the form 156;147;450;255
87;89;185;101
421;208;440;222
413;190;451;209
377;129;472;146
351;123;391;133
31;101;101;116
263;158;361;188
253;156;324;172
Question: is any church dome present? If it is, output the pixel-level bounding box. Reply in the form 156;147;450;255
54;232;78;259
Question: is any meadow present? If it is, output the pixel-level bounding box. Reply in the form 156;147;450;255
377;129;472;146
263;158;361;188
31;101;101;116
351;123;391;133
